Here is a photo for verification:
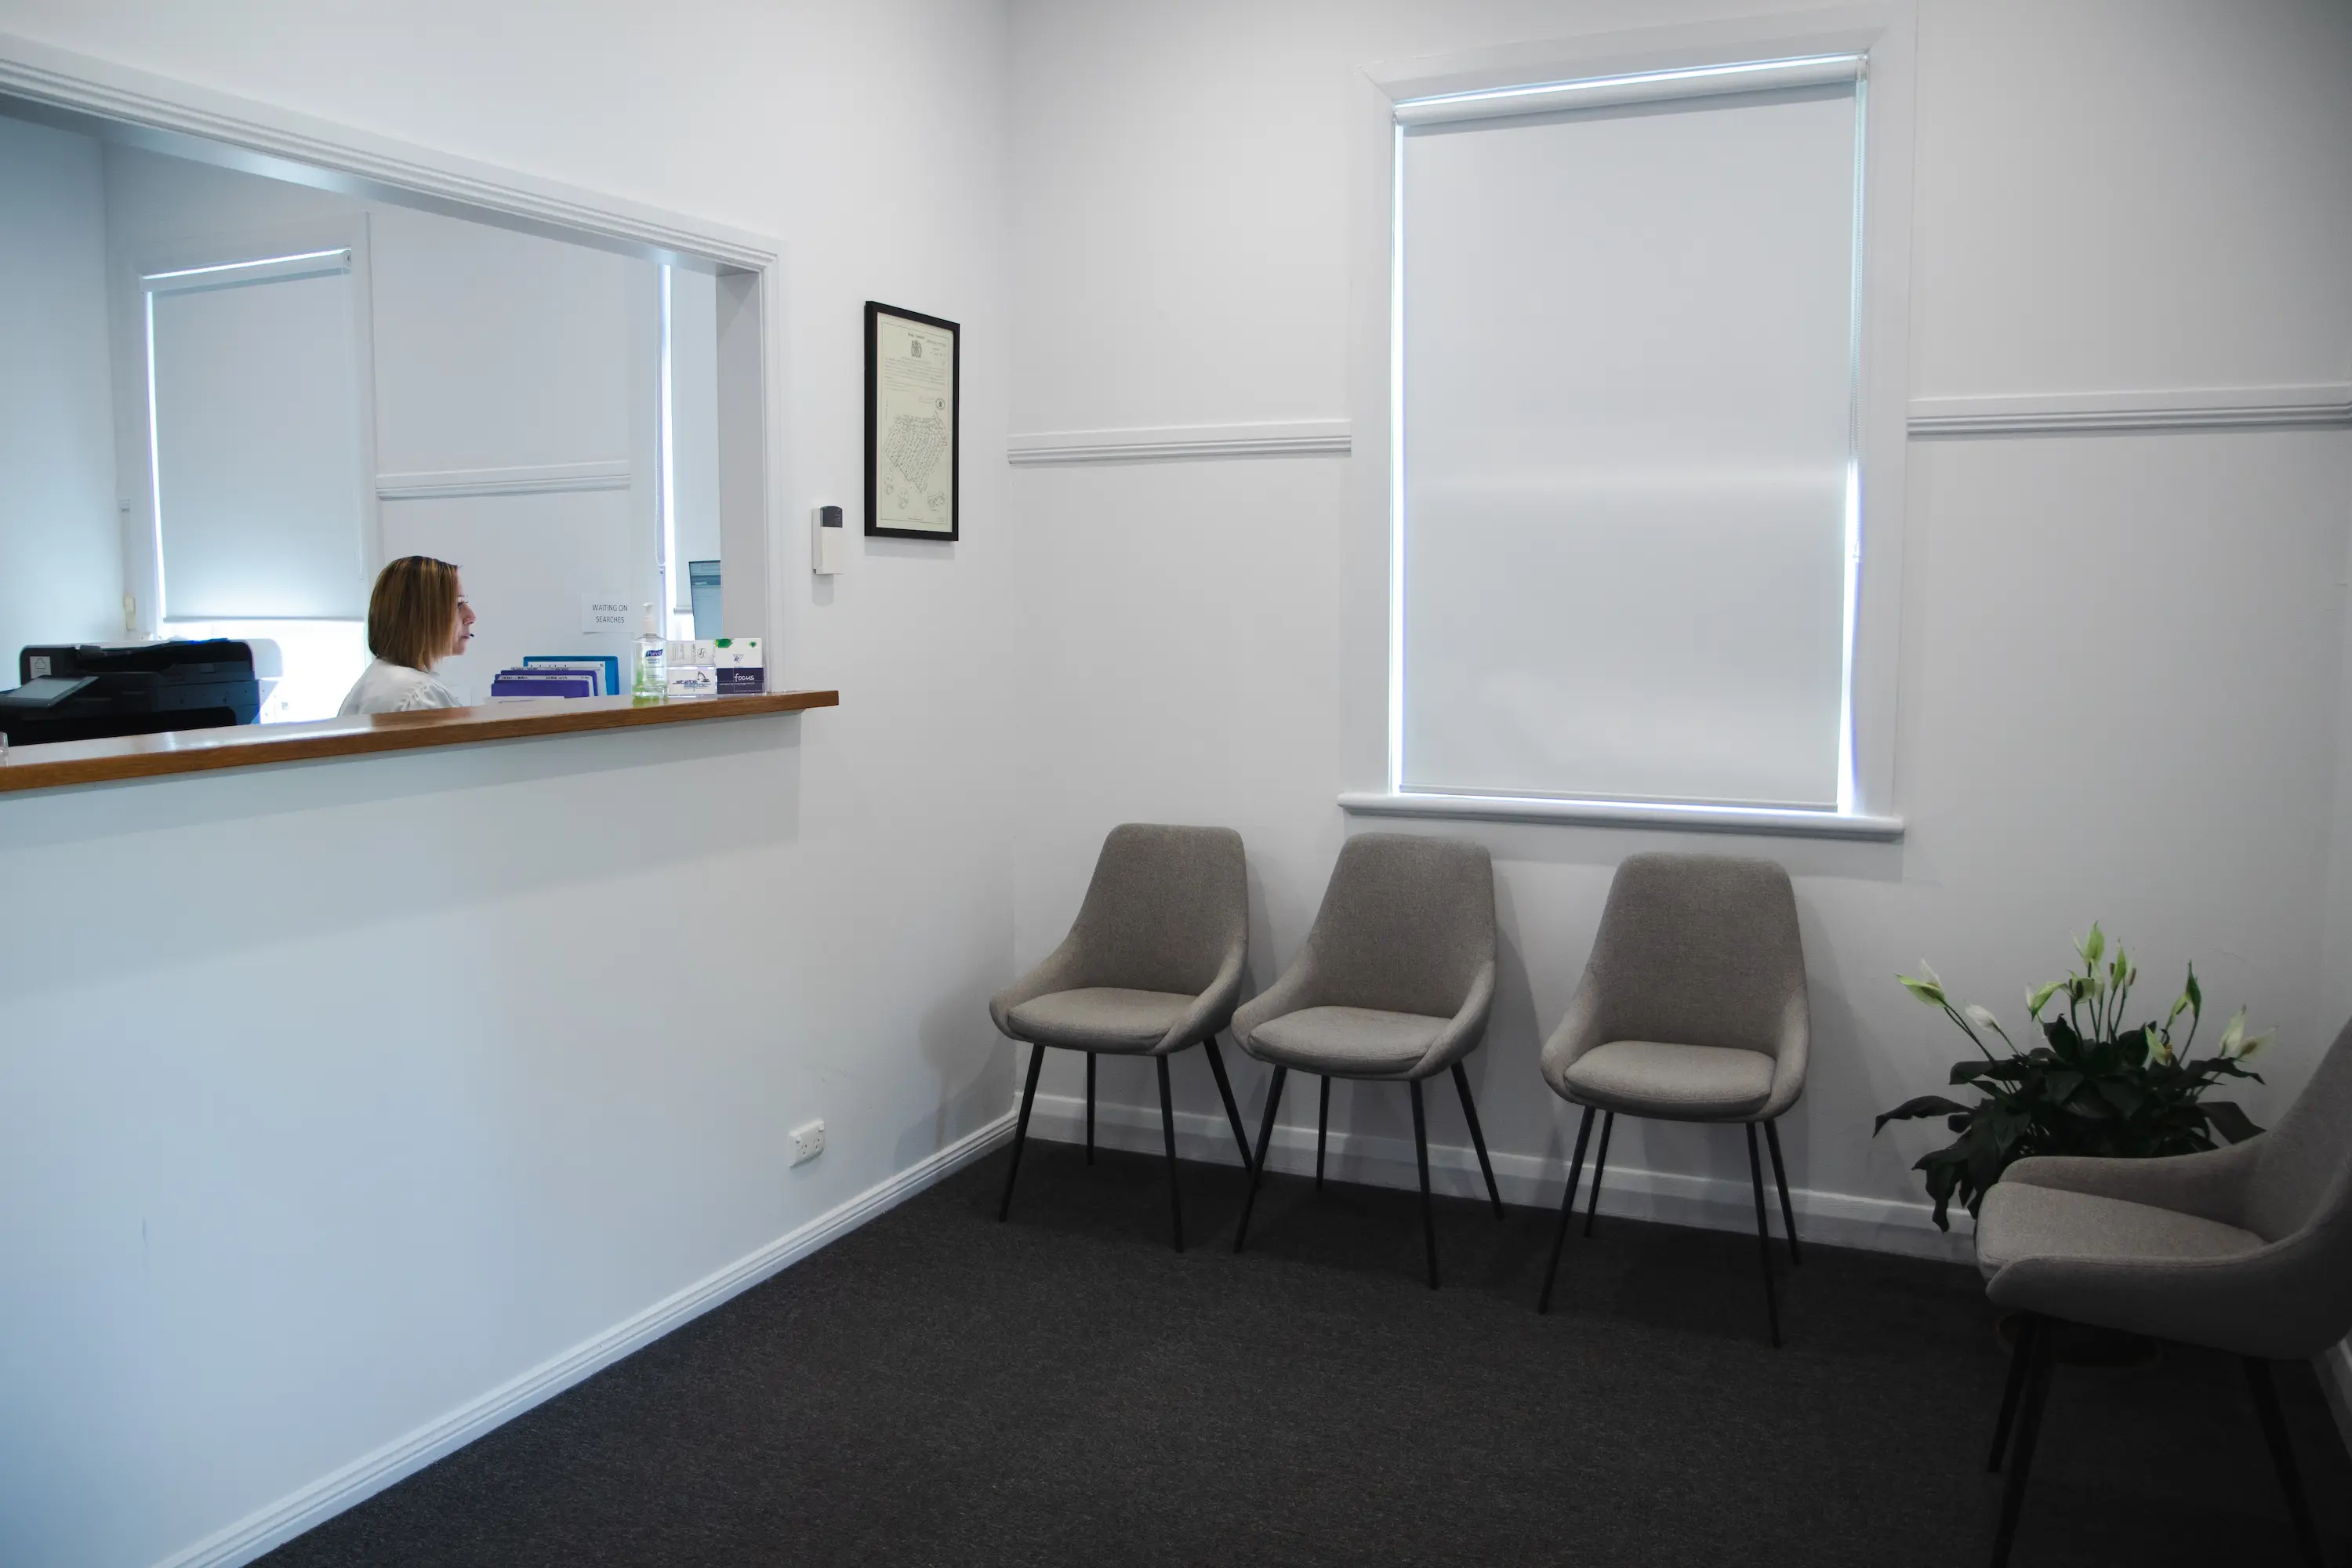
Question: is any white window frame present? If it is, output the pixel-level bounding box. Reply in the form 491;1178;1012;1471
1337;6;1915;841
125;216;381;633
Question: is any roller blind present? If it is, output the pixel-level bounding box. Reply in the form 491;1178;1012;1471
147;250;368;620
1398;72;1863;810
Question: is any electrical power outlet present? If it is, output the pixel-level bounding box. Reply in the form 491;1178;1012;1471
789;1119;826;1167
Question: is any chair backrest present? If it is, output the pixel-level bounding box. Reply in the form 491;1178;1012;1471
1298;833;1494;1018
1583;852;1805;1056
1065;823;1248;996
2245;1017;2352;1244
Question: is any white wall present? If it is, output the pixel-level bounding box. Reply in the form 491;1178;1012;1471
0;4;1013;1566
0;113;120;675
1004;0;2352;1246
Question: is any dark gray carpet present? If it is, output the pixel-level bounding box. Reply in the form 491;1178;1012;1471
261;1141;2350;1566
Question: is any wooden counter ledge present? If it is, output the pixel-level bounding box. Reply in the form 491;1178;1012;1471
0;689;840;796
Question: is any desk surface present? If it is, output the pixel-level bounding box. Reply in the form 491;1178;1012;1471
0;689;839;796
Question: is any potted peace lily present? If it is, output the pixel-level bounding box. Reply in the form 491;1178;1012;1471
1876;924;2267;1232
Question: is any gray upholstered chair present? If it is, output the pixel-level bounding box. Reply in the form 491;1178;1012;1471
1974;1019;2352;1568
989;823;1254;1252
1229;833;1502;1289
1535;852;1808;1344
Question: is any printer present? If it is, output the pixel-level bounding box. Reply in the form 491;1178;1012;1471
0;640;262;747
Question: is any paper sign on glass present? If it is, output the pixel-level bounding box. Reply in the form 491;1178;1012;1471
864;302;960;540
581;597;632;635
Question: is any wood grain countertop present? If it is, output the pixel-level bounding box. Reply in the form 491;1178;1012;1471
0;689;840;796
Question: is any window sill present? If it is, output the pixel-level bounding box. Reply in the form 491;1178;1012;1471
0;690;838;796
1338;790;1904;841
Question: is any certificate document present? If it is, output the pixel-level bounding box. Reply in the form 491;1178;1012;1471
865;302;960;539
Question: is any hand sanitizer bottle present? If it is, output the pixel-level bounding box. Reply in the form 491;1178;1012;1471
633;604;666;699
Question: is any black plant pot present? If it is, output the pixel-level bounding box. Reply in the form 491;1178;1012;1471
1995;1310;2161;1370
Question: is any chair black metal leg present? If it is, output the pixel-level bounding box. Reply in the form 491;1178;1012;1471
1764;1118;1800;1266
1315;1076;1330;1191
1745;1123;1782;1348
1537;1105;1597;1315
1987;1313;2040;1472
1156;1054;1184;1254
1452;1062;1504;1219
1201;1037;1254;1173
1234;1065;1287;1254
1410;1076;1438;1290
1084;1051;1095;1166
2245;1357;2326;1568
1990;1313;2056;1568
1583;1110;1616;1236
998;1042;1047;1222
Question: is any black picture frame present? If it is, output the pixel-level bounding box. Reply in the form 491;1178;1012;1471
863;300;960;541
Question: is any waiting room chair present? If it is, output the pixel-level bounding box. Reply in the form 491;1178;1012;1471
989;823;1255;1252
1536;852;1808;1345
1230;833;1502;1289
1974;1017;2352;1568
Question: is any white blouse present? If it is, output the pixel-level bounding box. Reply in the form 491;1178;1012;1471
339;659;462;716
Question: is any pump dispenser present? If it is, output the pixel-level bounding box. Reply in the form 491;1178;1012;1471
633;604;666;698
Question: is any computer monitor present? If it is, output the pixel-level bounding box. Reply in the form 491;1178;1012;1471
688;560;722;639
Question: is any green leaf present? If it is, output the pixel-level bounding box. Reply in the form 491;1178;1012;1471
2027;979;2064;1019
2096;1079;2145;1119
2043;1069;2083;1104
1875;1094;1972;1133
2079;923;2105;967
1898;971;1948;1008
2202;1100;2264;1144
2185;964;2202;1017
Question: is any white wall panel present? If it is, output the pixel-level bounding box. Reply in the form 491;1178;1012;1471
0;114;119;668
1004;0;2352;1283
368;204;635;477
0;3;1015;1565
379;490;639;706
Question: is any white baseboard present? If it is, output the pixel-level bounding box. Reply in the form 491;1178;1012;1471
2319;1337;2352;1463
1024;1091;1972;1263
156;1112;1015;1568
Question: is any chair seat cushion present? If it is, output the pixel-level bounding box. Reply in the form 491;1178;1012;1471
1246;1005;1446;1077
1975;1180;2264;1281
1006;987;1194;1054
1563;1039;1776;1120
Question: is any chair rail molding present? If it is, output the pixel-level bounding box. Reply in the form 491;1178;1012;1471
1007;419;1352;465
376;460;633;501
1907;382;2352;437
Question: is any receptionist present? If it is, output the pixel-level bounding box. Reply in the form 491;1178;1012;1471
339;556;477;715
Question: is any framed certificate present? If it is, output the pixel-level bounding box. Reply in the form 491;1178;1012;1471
864;301;960;540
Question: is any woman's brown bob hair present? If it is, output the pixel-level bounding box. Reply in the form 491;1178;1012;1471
367;556;462;671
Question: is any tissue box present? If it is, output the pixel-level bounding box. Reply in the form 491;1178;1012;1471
664;639;717;697
714;637;765;695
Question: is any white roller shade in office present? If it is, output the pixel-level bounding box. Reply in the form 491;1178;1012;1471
1400;81;1862;809
150;263;368;619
